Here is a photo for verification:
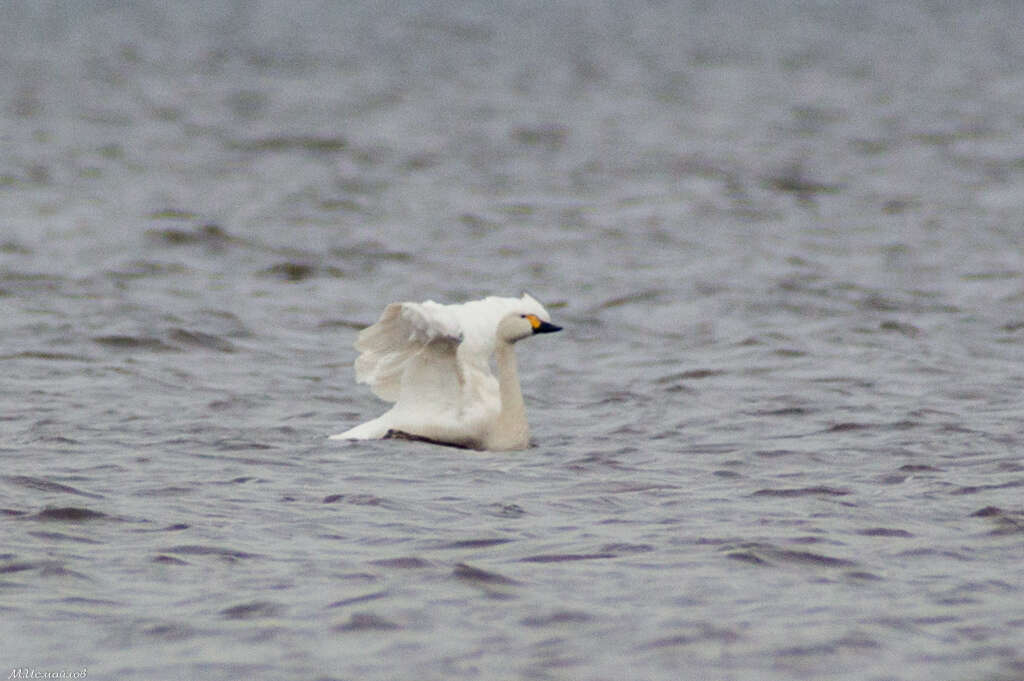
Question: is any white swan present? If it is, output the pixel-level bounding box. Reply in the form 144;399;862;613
330;293;561;450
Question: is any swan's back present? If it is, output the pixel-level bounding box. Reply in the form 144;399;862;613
353;293;551;402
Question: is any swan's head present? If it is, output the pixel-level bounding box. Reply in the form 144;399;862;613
497;312;562;344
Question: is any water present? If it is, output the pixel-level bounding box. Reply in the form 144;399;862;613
2;2;1023;679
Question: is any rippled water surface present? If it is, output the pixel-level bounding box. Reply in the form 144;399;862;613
3;2;1024;680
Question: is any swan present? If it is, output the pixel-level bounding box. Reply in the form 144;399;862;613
330;293;561;450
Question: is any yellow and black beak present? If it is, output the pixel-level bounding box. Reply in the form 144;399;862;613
525;314;562;334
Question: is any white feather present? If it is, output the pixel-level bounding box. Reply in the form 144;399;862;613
331;293;556;450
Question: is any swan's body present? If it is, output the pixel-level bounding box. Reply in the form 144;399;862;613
330;293;560;450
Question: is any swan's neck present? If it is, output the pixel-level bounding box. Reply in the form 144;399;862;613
492;340;528;448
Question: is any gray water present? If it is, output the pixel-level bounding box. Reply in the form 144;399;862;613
2;2;1023;679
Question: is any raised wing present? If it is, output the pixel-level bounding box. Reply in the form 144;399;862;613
353;301;463;402
446;293;551;359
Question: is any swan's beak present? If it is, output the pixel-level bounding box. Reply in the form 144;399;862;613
525;314;561;334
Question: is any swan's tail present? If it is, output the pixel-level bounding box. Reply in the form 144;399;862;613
328;416;391;440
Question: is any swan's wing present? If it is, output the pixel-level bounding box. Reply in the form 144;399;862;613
336;349;499;447
350;300;500;446
353;301;463;402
